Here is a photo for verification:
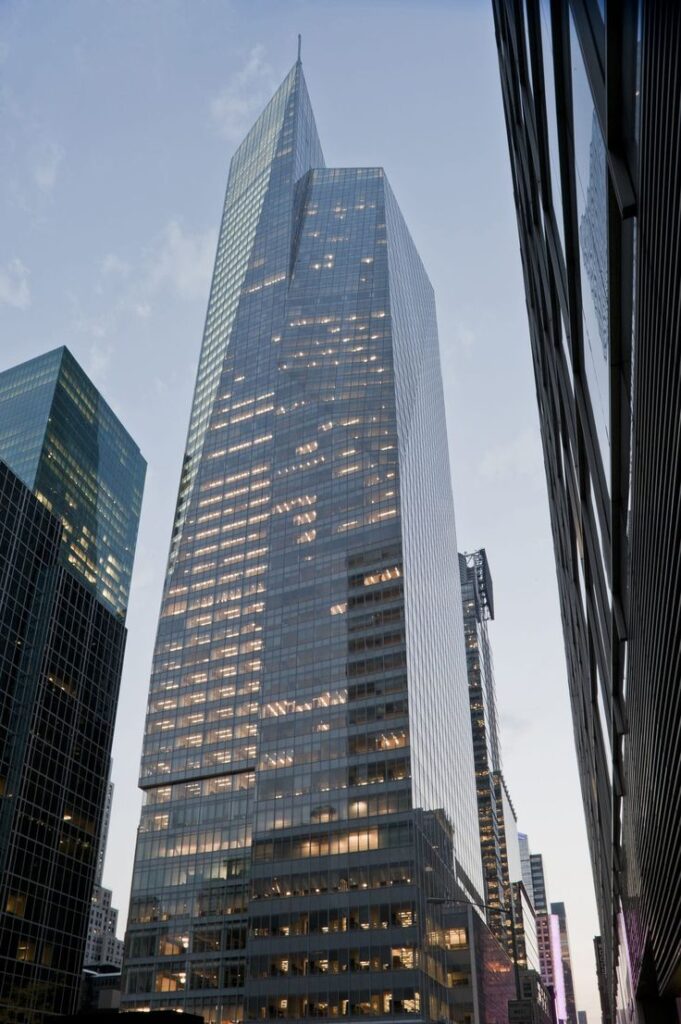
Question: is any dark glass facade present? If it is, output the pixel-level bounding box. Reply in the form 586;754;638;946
0;352;145;1020
459;549;523;960
492;0;681;1019
122;58;483;1023
0;347;145;618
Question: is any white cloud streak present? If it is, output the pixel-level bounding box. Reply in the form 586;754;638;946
210;45;274;143
0;258;31;309
31;141;65;193
145;220;216;301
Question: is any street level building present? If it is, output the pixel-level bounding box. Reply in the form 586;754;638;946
0;348;145;1020
122;55;483;1024
492;1;681;1019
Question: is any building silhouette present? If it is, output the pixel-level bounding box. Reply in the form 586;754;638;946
492;1;681;1019
122;56;483;1023
0;348;145;1020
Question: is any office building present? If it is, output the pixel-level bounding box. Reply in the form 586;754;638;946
536;912;567;1024
459;551;506;939
442;904;516;1024
530;855;548;915
0;348;145;1019
122;55;483;1023
84;781;124;971
519;834;534;908
508;970;555;1024
551;902;577;1024
492;1;681;1018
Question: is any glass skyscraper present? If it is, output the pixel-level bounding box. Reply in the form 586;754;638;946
492;2;681;1020
0;348;145;1020
122;57;482;1023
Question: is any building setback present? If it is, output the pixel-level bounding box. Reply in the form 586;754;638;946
0;348;145;1020
122;56;483;1023
491;1;681;1020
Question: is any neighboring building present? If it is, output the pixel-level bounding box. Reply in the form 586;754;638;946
122;55;483;1022
84;886;123;970
519;833;534;908
508;969;555;1024
442;904;516;1024
536;912;567;1023
551;902;577;1024
578;1011;588;1024
0;348;145;1020
510;882;540;977
496;773;523;897
459;550;507;942
95;781;114;888
84;779;124;971
595;937;612;1024
530;854;548;914
493;1;681;1017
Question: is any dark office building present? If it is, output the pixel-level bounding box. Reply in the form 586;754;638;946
459;551;506;942
122;56;484;1023
0;348;145;1020
529;855;548;915
492;1;681;1020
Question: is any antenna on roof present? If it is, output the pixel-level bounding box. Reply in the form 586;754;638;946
297;33;302;64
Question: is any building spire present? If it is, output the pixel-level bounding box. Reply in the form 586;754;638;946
297;33;302;64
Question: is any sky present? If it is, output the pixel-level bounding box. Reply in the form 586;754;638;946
0;1;600;1020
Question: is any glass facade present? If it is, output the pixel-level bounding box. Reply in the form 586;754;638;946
0;347;145;618
123;59;482;1023
0;352;144;1020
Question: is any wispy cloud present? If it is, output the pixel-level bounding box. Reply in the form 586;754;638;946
210;45;275;143
455;322;476;350
86;341;113;381
145;220;216;301
478;427;543;484
101;253;131;278
31;140;65;193
0;258;30;309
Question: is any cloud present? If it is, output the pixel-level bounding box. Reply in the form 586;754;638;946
86;342;113;381
456;323;476;350
101;253;131;278
31;140;65;193
146;220;216;301
0;258;30;309
210;45;275;143
478;427;543;484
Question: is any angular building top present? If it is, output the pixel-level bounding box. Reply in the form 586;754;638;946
0;346;146;617
124;55;483;1019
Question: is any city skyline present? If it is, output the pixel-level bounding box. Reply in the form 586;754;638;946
0;3;600;1021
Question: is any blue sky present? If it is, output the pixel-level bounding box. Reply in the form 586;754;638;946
1;1;599;1018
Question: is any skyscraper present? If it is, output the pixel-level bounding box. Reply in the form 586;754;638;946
458;548;524;958
84;780;124;971
529;855;548;915
459;551;505;938
0;348;145;1019
122;56;482;1023
492;2;681;1019
551;902;577;1024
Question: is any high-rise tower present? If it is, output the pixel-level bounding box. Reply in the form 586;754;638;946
0;348;145;1020
122;57;482;1023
